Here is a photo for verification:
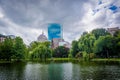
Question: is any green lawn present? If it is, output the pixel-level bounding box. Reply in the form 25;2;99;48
47;58;82;61
47;58;120;62
0;58;120;63
91;58;120;61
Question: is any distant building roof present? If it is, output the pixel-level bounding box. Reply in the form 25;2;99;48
0;34;6;37
7;35;16;39
59;41;71;48
37;32;48;42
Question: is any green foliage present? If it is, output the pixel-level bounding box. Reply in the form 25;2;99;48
94;35;117;58
91;28;110;39
76;28;120;59
75;52;82;58
82;51;89;61
29;41;51;61
114;30;120;37
53;46;69;58
0;38;14;60
71;40;79;57
0;37;27;61
68;53;73;58
78;33;96;54
29;41;50;51
13;37;26;60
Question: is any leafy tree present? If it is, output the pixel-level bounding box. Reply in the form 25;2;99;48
92;28;110;39
0;38;14;60
71;40;79;57
68;53;73;58
53;46;69;58
78;33;96;53
30;42;51;61
94;35;114;58
82;31;88;36
114;30;120;37
13;37;26;60
78;33;96;59
113;30;120;57
29;41;40;51
29;41;51;51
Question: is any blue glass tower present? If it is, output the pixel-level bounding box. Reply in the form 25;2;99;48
48;23;62;40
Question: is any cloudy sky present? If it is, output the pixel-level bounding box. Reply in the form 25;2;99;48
0;0;120;44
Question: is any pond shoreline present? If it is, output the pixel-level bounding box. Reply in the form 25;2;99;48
0;58;120;63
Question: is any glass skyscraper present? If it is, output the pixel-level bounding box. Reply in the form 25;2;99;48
48;23;62;40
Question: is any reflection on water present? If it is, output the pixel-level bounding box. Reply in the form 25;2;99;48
0;61;120;80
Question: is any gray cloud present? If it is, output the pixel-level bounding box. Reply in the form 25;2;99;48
0;0;120;44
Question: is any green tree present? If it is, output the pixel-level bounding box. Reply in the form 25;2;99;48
114;30;120;37
29;41;51;51
29;41;40;51
113;30;120;57
71;40;79;57
13;37;26;60
0;38;14;60
92;28;110;39
53;46;69;58
78;34;96;53
94;35;114;58
30;42;51;61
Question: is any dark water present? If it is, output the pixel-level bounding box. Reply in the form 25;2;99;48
0;61;120;80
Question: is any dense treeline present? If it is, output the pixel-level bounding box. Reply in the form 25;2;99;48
70;28;120;60
0;37;27;61
0;28;119;61
29;41;69;60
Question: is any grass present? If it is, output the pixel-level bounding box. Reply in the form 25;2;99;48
0;58;120;63
47;58;69;61
47;58;120;62
91;58;120;62
0;60;13;63
46;58;83;62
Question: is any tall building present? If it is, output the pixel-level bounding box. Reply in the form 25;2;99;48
37;32;48;42
48;23;62;40
48;23;64;48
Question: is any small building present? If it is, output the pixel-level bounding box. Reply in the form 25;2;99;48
59;41;71;49
7;35;16;39
51;38;64;49
37;32;48;42
0;34;6;42
51;38;71;49
107;27;119;36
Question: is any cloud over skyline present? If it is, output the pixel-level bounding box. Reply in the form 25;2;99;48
0;0;120;44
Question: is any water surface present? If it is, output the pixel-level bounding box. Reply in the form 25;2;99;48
0;61;120;80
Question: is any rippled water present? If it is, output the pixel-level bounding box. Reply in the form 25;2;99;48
0;61;120;80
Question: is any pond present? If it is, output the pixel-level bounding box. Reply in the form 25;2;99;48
0;61;120;80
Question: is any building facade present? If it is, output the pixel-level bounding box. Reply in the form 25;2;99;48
0;34;6;42
51;38;71;49
51;38;64;49
107;27;120;36
48;23;62;40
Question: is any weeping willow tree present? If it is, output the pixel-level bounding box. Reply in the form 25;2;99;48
78;33;96;60
30;42;51;61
